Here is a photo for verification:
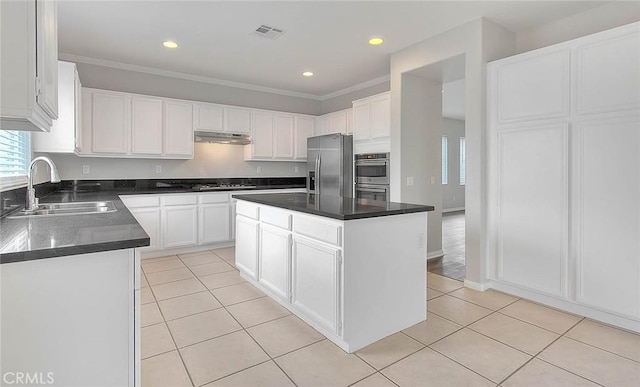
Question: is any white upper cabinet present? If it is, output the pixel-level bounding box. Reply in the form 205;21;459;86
33;61;81;153
315;109;352;136
224;106;251;134
131;96;163;155
194;103;224;132
295;115;315;159
248;110;274;159
90;90;131;154
353;92;390;142
0;0;58;132
81;88;193;159
163;100;194;157
274;113;295;159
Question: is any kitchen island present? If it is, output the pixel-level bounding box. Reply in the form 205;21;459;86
233;192;434;352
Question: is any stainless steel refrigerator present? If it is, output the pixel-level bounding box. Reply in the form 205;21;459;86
307;133;354;197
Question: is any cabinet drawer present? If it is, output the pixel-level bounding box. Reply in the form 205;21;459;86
294;215;342;247
261;207;292;230
199;193;230;204
120;195;160;208
162;195;197;206
236;201;259;220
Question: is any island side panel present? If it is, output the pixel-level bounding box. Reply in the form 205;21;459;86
342;212;427;351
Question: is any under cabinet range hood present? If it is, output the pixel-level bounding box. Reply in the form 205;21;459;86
194;131;251;145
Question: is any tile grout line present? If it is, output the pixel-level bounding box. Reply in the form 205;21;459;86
495;317;589;386
560;334;640;365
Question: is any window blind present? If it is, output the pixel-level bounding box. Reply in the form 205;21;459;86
442;135;448;185
460;137;466;185
0;130;31;189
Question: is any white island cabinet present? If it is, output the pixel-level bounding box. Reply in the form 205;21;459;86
234;194;432;352
0;249;140;386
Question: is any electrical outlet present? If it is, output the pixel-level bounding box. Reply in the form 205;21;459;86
430;176;436;184
417;233;425;249
257;166;262;174
156;165;162;174
407;176;414;186
294;166;299;173
82;165;90;174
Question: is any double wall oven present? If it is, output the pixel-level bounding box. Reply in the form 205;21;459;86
355;153;390;201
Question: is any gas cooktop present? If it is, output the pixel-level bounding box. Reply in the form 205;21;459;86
192;183;257;191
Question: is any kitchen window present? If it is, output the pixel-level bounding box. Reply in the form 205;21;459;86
442;135;448;184
460;137;466;185
0;130;31;190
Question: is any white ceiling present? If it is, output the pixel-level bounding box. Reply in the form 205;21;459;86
57;1;606;99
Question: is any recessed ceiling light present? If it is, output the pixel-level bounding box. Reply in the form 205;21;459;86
163;41;178;48
302;71;314;77
369;37;384;46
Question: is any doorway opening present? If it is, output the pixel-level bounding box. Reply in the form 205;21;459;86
404;54;466;281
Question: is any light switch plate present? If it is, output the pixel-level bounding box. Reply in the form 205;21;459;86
407;176;414;186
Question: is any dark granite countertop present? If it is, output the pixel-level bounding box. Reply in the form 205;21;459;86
232;193;434;220
0;178;306;265
0;192;149;265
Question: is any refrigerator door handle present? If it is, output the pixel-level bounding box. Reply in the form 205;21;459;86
316;154;321;196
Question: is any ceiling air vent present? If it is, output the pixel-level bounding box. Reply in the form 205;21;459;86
254;24;285;39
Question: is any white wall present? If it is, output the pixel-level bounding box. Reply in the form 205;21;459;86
390;18;516;286
40;143;307;180
75;62;321;115
400;74;443;257
442;118;465;211
442;79;465;120
319;81;390;115
516;1;640;53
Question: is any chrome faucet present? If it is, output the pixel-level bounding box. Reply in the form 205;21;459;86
25;156;61;211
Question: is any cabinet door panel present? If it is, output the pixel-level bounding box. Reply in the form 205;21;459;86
498;124;568;297
295;115;314;159
496;49;570;124
352;101;370;141
162;205;198;249
164;101;194;157
236;215;258;280
199;204;230;245
371;94;390;138
292;237;341;335
275;114;294;158
576;31;640;115
195;103;223;132
92;92;129;154
35;0;58;120
225;107;251;134
131;97;163;155
328;112;347;134
259;225;291;301
251;111;274;158
130;207;161;252
577;117;640;318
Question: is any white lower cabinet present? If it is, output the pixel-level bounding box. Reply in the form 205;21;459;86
259;224;292;302
129;207;161;252
0;249;139;386
199;203;230;244
292;236;342;335
235;215;259;280
162;204;198;249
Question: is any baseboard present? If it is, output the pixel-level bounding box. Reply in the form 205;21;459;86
491;280;640;334
141;242;235;259
426;250;444;260
443;207;465;213
464;279;492;291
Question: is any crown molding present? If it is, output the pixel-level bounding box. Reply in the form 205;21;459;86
318;75;390;101
59;53;322;100
59;53;390;102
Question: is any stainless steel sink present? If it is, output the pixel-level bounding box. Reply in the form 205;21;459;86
8;201;117;218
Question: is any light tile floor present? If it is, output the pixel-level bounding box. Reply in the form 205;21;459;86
141;247;640;387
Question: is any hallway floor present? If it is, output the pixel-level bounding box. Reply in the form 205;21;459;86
140;248;640;386
428;210;466;281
